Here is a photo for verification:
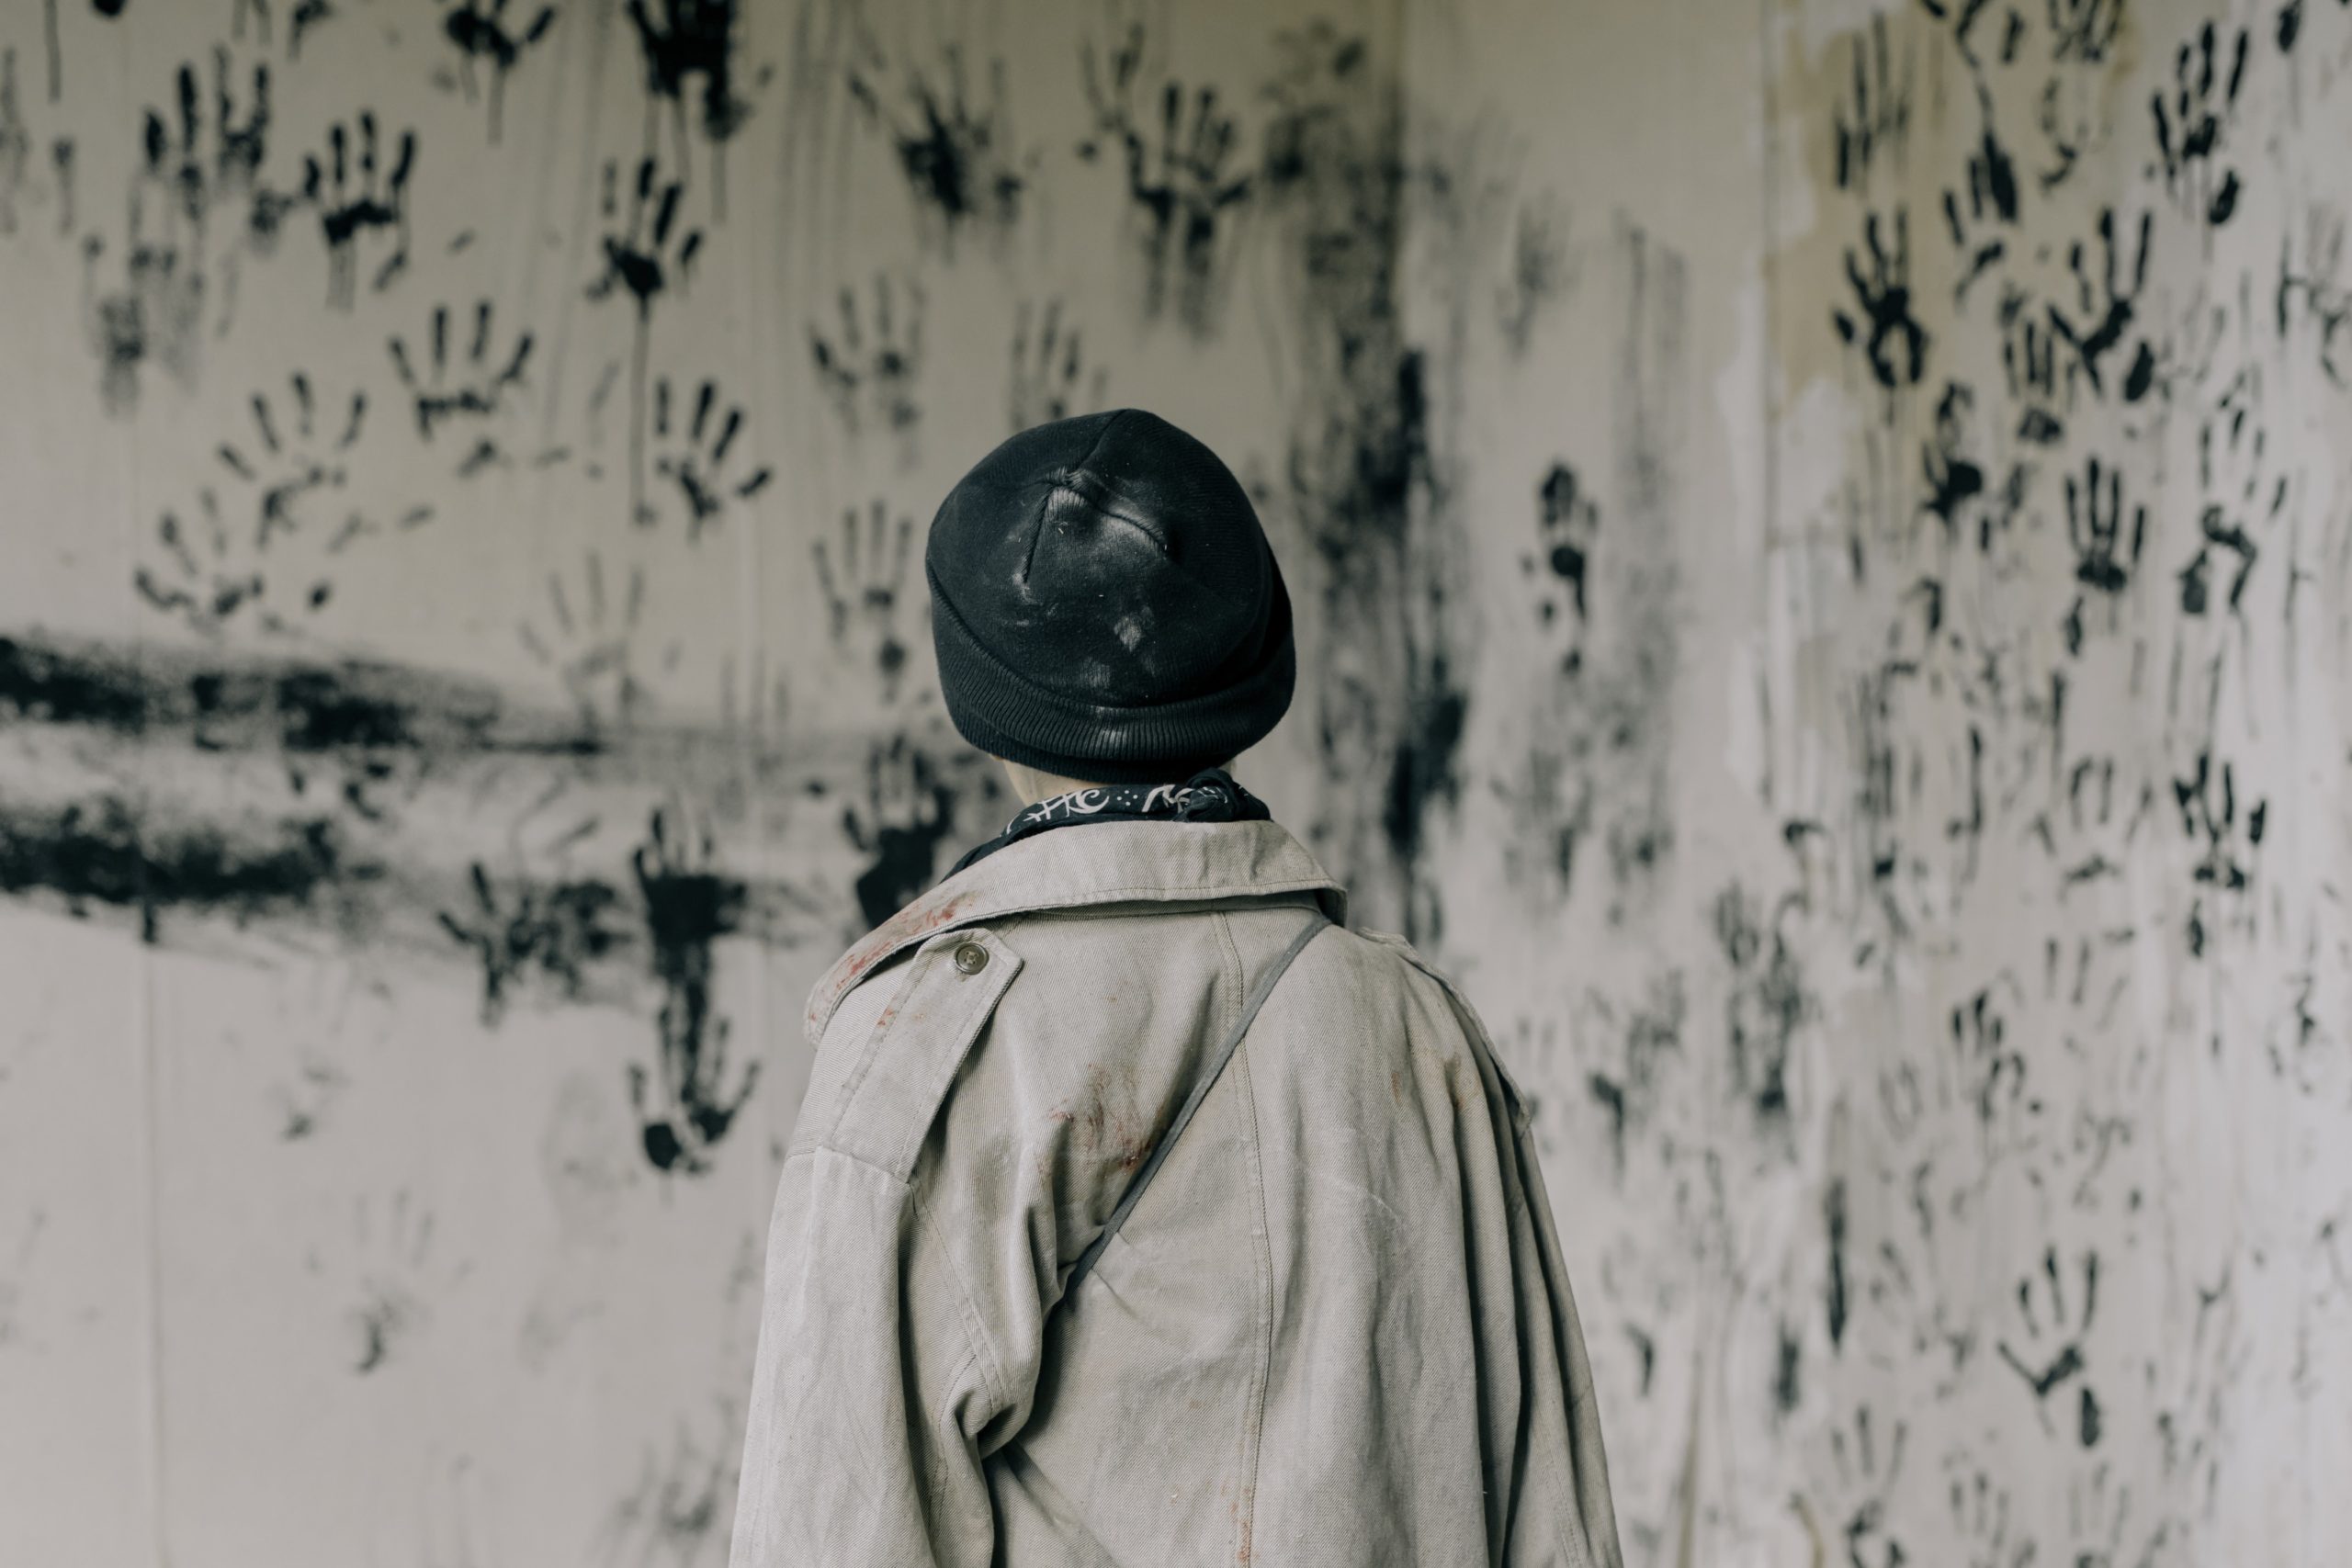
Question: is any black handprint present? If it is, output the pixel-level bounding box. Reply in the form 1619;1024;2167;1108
598;1407;737;1565
144;48;280;243
136;376;378;633
848;40;1024;251
842;737;957;930
1996;1245;2104;1447
1920;383;1989;544
812;501;913;703
81;160;205;412
647;375;772;536
232;0;335;60
1079;23;1252;337
1520;461;1599;675
1496;197;1573;359
2178;388;2286;618
133;491;300;634
2047;0;2127;63
1940;94;2018;306
1944;1461;2031;1568
302;114;416;307
588;156;705;523
0;48;31;235
2172;750;2265;896
437;861;627;1024
1834;209;1929;390
628;806;756;1176
808;272;923;461
1915;0;2029;68
516;549;658;734
2062;457;2144;654
389;300;535;472
1007;299;1107;431
2048;207;2151;399
588;156;703;321
215;373;370;549
1832;11;1912;195
1805;1403;1909;1568
435;1;557;142
626;1;752;145
2276;208;2351;390
2151;20;2248;225
1998;284;2064;445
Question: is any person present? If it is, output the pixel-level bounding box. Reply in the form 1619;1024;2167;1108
729;409;1624;1567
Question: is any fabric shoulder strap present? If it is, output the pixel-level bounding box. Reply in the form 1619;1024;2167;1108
1060;909;1330;1300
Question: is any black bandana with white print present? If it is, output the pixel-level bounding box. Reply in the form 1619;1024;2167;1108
944;766;1272;879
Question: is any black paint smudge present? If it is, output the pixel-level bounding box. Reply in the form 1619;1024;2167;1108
1261;26;1463;936
0;795;369;944
1496;198;1570;359
1524;462;1597;667
1921;383;1987;542
1586;970;1685;1171
1824;1177;1849;1348
1775;1321;1803;1414
0;50;31;235
1714;884;1809;1128
628;807;756;1175
0;630;515;761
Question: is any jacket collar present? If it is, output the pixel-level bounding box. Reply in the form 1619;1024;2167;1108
805;817;1347;1045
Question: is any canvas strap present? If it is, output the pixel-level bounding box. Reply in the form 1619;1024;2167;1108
1059;909;1331;1300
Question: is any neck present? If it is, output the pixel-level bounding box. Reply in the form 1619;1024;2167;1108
1001;761;1114;807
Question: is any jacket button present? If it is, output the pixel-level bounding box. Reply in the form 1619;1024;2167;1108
952;942;989;976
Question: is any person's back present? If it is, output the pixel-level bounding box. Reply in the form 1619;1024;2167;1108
729;411;1623;1567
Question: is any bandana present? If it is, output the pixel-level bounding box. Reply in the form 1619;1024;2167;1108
944;766;1272;878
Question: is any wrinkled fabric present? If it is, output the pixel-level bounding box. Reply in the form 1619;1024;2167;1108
730;818;1624;1568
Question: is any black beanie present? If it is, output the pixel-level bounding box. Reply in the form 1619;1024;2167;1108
924;409;1295;784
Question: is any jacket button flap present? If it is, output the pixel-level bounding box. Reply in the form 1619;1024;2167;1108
819;926;1023;1182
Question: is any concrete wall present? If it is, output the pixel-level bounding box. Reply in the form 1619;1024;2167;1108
1;0;2346;1562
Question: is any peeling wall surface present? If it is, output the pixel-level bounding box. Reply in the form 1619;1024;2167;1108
1;0;2347;1562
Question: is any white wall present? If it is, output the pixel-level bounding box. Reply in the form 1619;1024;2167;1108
1;0;2346;1562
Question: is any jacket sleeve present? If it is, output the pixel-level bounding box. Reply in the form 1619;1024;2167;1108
728;927;1032;1568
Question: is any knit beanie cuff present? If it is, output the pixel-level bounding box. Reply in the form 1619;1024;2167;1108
928;558;1296;785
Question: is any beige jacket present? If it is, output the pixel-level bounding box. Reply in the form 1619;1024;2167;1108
729;818;1623;1567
